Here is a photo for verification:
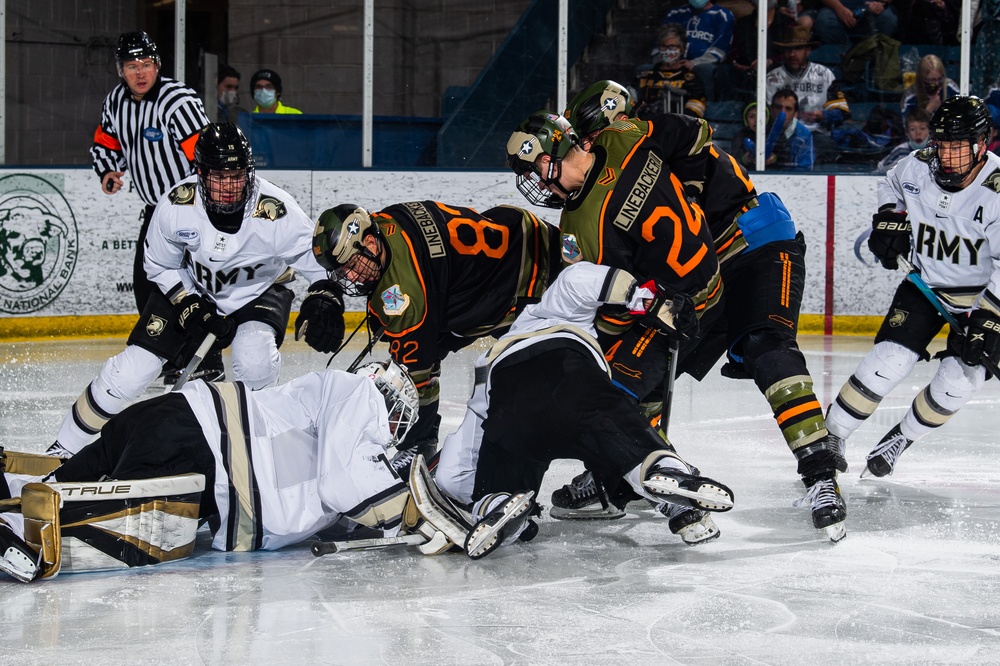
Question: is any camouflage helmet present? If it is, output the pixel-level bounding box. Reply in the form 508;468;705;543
505;112;580;209
563;80;635;139
312;204;386;296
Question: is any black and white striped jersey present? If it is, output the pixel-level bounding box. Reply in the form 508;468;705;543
91;76;210;207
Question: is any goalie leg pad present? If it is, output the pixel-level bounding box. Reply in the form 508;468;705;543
464;491;537;560
408;454;474;553
24;474;205;576
1;447;64;477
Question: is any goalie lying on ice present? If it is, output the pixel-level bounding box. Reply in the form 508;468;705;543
0;360;520;583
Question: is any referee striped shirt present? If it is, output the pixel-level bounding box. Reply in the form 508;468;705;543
91;76;210;207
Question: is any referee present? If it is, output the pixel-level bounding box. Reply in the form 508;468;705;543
90;31;220;381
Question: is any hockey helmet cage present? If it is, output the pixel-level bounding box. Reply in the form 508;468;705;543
563;80;635;139
506;112;581;209
355;359;420;445
312;204;386;296
928;95;992;188
195;122;256;216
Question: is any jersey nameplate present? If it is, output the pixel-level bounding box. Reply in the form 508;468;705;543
252;195;287;220
168;184;197;205
403;201;446;258
613;151;662;231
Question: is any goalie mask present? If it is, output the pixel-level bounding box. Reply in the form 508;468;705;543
506;112;581;209
928;96;991;189
312;204;388;297
563;80;634;145
355;359;419;445
195;123;256;229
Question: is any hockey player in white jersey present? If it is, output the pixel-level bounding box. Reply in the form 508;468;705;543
50;123;346;455
1;360;530;582
826;96;1000;477
435;261;735;549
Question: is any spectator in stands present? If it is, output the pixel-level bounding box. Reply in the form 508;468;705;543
765;25;850;132
901;54;959;121
896;0;960;45
634;24;707;118
662;0;735;101
768;88;814;170
986;87;1000;155
814;0;898;44
876;108;931;172
734;101;767;168
217;64;243;124
250;69;302;115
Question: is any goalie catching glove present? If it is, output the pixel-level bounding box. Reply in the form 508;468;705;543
294;280;346;353
176;294;235;344
627;279;698;340
868;208;911;270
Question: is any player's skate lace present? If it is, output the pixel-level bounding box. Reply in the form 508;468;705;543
551;470;598;509
865;425;912;477
794;478;846;529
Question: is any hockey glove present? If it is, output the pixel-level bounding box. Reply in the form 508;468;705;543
630;280;699;341
294;280;346;353
868;209;911;270
176;294;235;342
961;308;1000;367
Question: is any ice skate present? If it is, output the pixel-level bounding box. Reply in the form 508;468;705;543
862;425;913;478
549;470;625;520
795;477;847;542
465;491;537;560
643;468;734;512
0;519;40;583
662;504;720;545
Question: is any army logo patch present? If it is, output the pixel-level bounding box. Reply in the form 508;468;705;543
983;169;1000;193
888;308;908;327
146;314;167;337
168;184;196;205
252;195;287;220
381;284;410;316
561;233;581;264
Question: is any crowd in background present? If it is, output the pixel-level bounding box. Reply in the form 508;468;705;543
625;0;1000;171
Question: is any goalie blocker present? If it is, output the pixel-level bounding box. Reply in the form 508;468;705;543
1;473;203;582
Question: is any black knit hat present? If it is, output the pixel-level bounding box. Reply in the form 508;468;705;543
250;69;282;95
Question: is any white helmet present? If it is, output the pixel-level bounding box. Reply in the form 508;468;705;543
355;359;419;445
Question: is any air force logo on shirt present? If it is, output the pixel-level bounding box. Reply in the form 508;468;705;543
143;127;164;142
561;233;581;263
381;284;410;316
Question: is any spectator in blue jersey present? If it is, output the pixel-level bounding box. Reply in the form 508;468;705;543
877;108;931;173
814;0;898;44
662;0;735;101
768;88;814;171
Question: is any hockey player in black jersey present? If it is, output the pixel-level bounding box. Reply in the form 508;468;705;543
551;80;848;542
826;96;1000;479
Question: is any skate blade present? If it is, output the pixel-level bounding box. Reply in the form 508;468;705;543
643;477;734;511
465;491;535;560
0;547;39;583
549;505;626;520
860;463;887;479
824;522;847;543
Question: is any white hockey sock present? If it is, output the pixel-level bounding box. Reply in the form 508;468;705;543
4;472;47;498
899;355;986;441
827;340;918;441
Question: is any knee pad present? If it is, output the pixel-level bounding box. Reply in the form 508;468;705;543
860;340;919;394
736;328;807;389
923;355;986;414
230;321;280;389
92;345;164;412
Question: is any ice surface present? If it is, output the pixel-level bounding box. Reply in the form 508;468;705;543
2;334;1000;664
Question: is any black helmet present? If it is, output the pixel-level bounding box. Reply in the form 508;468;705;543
116;31;160;65
312;204;387;296
928;95;992;188
505;111;581;209
195;123;256;216
563;80;635;140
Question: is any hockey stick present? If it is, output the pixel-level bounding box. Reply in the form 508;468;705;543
311;533;429;556
168;332;217;393
346;324;385;373
897;256;1000;377
660;338;680;438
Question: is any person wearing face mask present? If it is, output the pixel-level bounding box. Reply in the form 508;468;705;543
901;54;960;121
216;64;245;123
633;24;707;117
250;69;302;115
661;0;735;102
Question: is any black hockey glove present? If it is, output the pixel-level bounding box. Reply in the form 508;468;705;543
294;280;346;353
176;294;235;342
961;308;1000;367
630;279;699;341
868;209;911;270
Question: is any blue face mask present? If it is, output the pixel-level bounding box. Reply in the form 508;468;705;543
689;0;710;9
254;88;277;109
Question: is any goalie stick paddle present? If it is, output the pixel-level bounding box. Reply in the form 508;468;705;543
167;332;217;393
311;533;429;556
897;256;1000;377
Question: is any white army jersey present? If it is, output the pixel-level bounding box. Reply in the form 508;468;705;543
144;175;326;314
879;150;1000;314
